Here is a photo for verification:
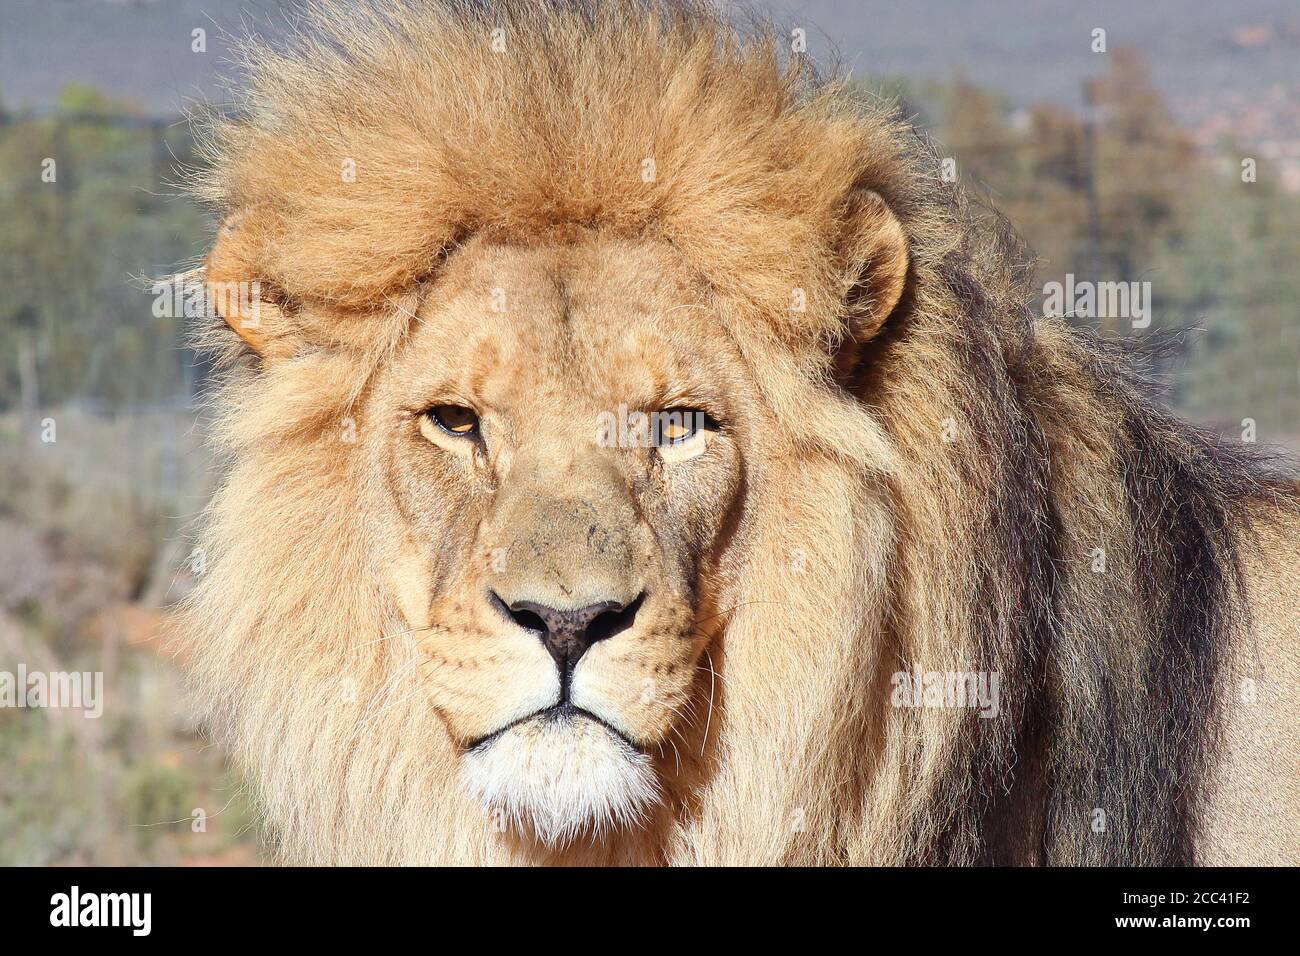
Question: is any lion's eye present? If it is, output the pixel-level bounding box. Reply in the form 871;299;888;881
654;408;706;446
428;404;480;437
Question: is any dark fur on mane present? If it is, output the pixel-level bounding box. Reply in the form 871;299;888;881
871;166;1295;863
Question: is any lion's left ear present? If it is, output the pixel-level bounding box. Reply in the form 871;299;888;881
833;189;909;379
205;210;302;363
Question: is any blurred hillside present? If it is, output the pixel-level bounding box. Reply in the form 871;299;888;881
0;410;259;864
0;14;1296;865
5;1;1298;117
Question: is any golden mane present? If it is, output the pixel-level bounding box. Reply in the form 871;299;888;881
179;0;1298;864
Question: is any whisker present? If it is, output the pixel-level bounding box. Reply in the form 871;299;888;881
356;624;435;648
692;599;788;629
701;647;718;757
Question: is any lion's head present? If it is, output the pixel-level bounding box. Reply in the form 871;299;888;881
179;0;1290;865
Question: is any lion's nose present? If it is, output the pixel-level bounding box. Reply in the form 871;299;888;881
491;592;644;678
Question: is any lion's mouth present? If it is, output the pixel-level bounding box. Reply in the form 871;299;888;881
467;702;643;754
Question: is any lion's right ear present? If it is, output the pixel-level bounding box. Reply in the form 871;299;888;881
205;213;300;361
833;189;910;380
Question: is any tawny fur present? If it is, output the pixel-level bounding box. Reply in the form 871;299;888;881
176;0;1300;865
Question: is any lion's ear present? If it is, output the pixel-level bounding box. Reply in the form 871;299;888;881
205;213;300;361
834;189;909;378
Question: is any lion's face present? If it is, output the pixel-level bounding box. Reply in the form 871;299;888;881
367;235;748;844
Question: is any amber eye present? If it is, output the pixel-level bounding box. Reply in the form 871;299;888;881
428;404;480;437
654;408;706;446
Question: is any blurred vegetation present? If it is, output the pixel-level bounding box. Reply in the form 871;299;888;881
0;52;1295;864
925;50;1300;438
0;84;208;413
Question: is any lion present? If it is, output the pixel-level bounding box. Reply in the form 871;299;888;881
177;0;1300;865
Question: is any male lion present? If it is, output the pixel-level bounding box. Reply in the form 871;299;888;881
180;0;1299;864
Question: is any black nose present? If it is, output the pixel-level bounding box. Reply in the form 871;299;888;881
493;593;644;677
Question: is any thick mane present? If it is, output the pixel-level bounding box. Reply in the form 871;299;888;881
182;0;1298;864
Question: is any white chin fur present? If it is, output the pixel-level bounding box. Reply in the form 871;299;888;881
461;712;659;847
